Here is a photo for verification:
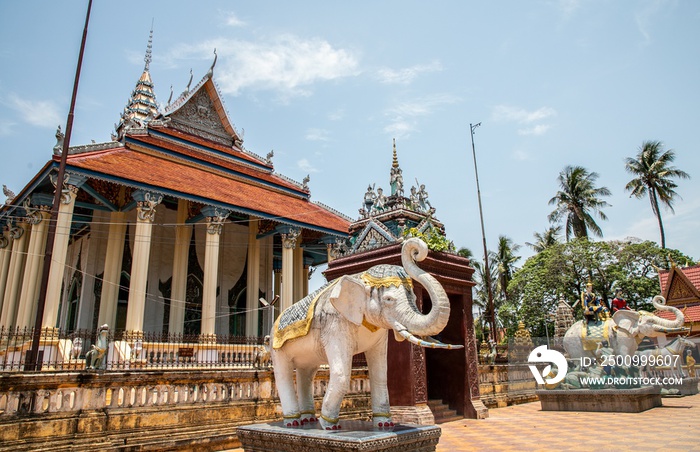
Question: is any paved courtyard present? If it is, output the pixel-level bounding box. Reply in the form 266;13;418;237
228;393;700;451
438;393;700;451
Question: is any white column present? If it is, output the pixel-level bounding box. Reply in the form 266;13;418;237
245;220;260;336
43;177;85;331
0;222;29;328
278;227;299;312
124;190;163;338
293;246;304;301
200;207;229;340
97;211;127;328
0;228;13;314
169;199;191;335
16;209;51;328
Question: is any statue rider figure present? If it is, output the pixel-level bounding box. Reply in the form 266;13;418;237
611;288;630;313
581;280;610;324
363;184;376;212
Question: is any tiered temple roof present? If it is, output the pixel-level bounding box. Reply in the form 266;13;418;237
340;139;447;256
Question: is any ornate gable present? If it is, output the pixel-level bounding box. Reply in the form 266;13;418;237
166;79;238;147
662;265;700;306
351;220;398;254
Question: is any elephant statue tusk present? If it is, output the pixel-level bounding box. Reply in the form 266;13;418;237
653;325;690;334
394;321;464;350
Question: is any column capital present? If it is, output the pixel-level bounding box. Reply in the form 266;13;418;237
0;232;8;249
133;190;164;222
276;225;301;249
201;206;231;235
50;172;87;204
23;196;52;225
8;222;26;240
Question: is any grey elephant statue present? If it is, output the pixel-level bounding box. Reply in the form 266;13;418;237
270;238;461;430
564;295;687;360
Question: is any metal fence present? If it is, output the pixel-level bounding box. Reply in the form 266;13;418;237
0;327;367;372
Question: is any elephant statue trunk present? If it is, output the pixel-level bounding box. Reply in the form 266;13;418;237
394;238;451;338
649;295;686;333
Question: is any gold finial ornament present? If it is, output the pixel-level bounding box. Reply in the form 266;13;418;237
392;138;399;169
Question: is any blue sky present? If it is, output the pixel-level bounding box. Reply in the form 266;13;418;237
1;1;698;282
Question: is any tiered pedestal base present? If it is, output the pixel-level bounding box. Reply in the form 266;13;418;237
237;420;441;452
537;387;662;412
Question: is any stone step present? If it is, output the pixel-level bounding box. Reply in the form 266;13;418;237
427;399;463;424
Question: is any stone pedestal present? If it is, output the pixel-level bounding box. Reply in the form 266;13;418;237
537;387;662;412
236;421;441;452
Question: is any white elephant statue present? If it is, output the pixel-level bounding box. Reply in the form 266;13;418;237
270;238;461;430
564;295;687;360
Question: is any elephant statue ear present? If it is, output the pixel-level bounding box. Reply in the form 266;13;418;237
329;275;368;326
612;310;640;336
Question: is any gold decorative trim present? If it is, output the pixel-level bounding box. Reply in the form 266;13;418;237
362;317;380;332
360;272;412;289
320;414;339;424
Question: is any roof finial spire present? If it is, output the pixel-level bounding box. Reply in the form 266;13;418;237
144;19;154;71
392;138;399;169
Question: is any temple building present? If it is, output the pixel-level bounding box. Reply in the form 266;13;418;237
657;263;700;334
0;34;350;340
326;144;486;421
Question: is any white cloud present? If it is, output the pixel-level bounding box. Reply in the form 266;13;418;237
512;149;530;161
383;94;458;139
376;60;442;85
166;35;359;97
328;109;344;121
297;158;319;173
492;105;557;123
6;94;62;128
492;105;557;137
518;124;552;136
555;0;581;21
634;0;667;44
223;11;246;27
305;128;330;141
0;120;16;136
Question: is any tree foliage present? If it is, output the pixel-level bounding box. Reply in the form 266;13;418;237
625;140;691;249
505;238;694;338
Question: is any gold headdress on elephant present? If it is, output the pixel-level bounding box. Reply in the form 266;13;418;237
360;264;413;290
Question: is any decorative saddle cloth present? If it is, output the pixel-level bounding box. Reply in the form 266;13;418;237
272;280;339;349
581;319;611;351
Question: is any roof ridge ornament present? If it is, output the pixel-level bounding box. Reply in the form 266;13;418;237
206;48;217;78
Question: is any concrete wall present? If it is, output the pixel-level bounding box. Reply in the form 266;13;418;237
0;368;371;451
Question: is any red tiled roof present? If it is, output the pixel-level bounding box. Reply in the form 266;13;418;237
129;133;302;193
657;304;700;323
148;126;260;166
64;147;349;235
659;265;700;292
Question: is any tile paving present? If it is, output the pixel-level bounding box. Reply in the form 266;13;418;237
437;393;700;451
226;393;700;451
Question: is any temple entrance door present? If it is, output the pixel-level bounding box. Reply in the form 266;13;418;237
424;293;468;416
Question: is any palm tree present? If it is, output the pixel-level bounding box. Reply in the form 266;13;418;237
494;235;520;301
625;141;690;249
457;247;474;259
548;165;612;241
525;225;562;252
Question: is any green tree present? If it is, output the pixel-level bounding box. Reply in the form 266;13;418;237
624;140;691;249
548;166;612;241
525;225;562;253
507;238;693;338
494;235;521;301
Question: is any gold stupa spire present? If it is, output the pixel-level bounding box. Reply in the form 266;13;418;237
392;138;399;169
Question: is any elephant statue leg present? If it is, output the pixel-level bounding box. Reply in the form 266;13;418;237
296;366;319;424
364;334;393;428
319;341;353;430
271;351;301;426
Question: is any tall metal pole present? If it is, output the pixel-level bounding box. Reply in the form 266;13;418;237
470;122;497;345
28;0;93;371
